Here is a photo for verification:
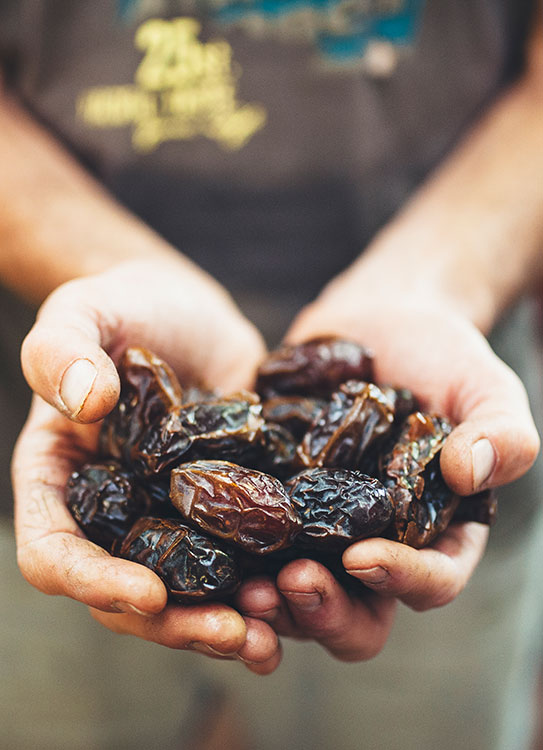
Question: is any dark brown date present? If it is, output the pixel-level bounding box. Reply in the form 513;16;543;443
66;462;151;552
132;398;265;477
256;336;374;399
99;347;183;465
297;381;394;469
117;517;240;601
285;468;393;551
383;412;459;547
170;460;302;554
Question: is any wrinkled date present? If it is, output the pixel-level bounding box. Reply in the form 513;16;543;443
66;339;497;602
132;397;264;477
99;348;183;466
117;517;241;601
170;460;302;555
382;412;459;547
285;468;394;551
256;336;374;399
66;462;151;552
262;396;327;440
297;381;394;469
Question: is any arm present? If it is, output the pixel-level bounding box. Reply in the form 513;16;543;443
1;84;280;674
0;86;176;303
237;16;543;659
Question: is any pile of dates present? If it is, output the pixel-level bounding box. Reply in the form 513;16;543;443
66;338;496;603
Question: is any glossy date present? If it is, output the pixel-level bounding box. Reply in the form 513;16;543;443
117;517;241;601
285;468;394;551
297;381;394;470
170;460;302;554
66;462;151;552
256;336;374;399
99;347;183;466
382;412;459;547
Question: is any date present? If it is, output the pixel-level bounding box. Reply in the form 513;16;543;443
285;468;393;551
382;412;459;547
123;397;265;477
170;460;302;554
117;517;240;601
99;347;183;465
297;381;394;469
453;490;498;526
66;462;151;552
262;396;327;440
256;336;374;399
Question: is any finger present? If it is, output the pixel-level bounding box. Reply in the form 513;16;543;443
441;358;540;493
235;576;298;638
90;602;247;654
21;279;120;422
342;525;488;612
20;532;168;613
236;617;282;675
277;559;397;661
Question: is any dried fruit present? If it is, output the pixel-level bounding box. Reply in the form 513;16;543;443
297;381;394;469
99;347;183;465
170;460;302;554
117;517;240;601
382;413;459;547
286;468;393;551
66;462;151;552
256;336;374;399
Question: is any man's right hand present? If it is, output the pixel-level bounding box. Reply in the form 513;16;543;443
12;258;281;675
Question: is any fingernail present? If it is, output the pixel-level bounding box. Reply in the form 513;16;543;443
281;591;322;611
113;601;154;617
346;566;389;585
471;438;496;490
187;641;233;656
59;359;97;417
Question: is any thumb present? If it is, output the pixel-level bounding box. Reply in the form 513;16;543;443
440;357;540;494
21;279;120;423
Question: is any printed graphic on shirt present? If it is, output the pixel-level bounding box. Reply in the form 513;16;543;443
118;0;424;72
77;17;267;152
